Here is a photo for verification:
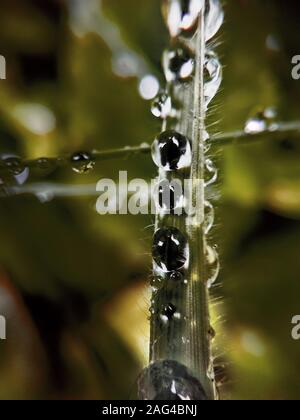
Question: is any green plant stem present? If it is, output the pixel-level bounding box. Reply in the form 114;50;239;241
185;9;215;399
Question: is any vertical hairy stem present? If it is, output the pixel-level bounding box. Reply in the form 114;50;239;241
139;0;224;401
186;10;215;399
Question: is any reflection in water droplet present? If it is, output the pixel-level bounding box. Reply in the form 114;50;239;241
205;0;224;42
152;227;189;272
204;50;222;109
151;93;173;119
164;0;205;37
138;360;208;400
205;158;218;187
71;151;95;174
206;245;220;288
163;47;194;83
204;200;215;235
244;107;278;134
152;130;192;171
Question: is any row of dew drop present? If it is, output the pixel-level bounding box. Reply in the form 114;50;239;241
139;0;224;401
150;0;223;331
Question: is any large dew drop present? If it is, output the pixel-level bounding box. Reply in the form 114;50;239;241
152;130;192;171
138;360;208;400
163;0;205;38
152;227;189;272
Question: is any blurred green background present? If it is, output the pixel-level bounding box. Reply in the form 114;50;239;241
0;0;299;400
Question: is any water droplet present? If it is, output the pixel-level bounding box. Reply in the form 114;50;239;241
170;271;184;282
163;47;194;83
205;158;218;187
163;0;205;38
182;336;191;344
151;273;164;293
206;245;220;288
4;157;24;176
244;108;278;134
149;306;156;315
151;285;159;294
244;113;267;134
151;93;173;119
0;154;29;185
205;0;224;42
36;158;57;175
152;130;192;171
138;360;208;400
160;303;177;323
204;200;215;235
152;227;189;272
71;151;95;174
204;50;222;109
